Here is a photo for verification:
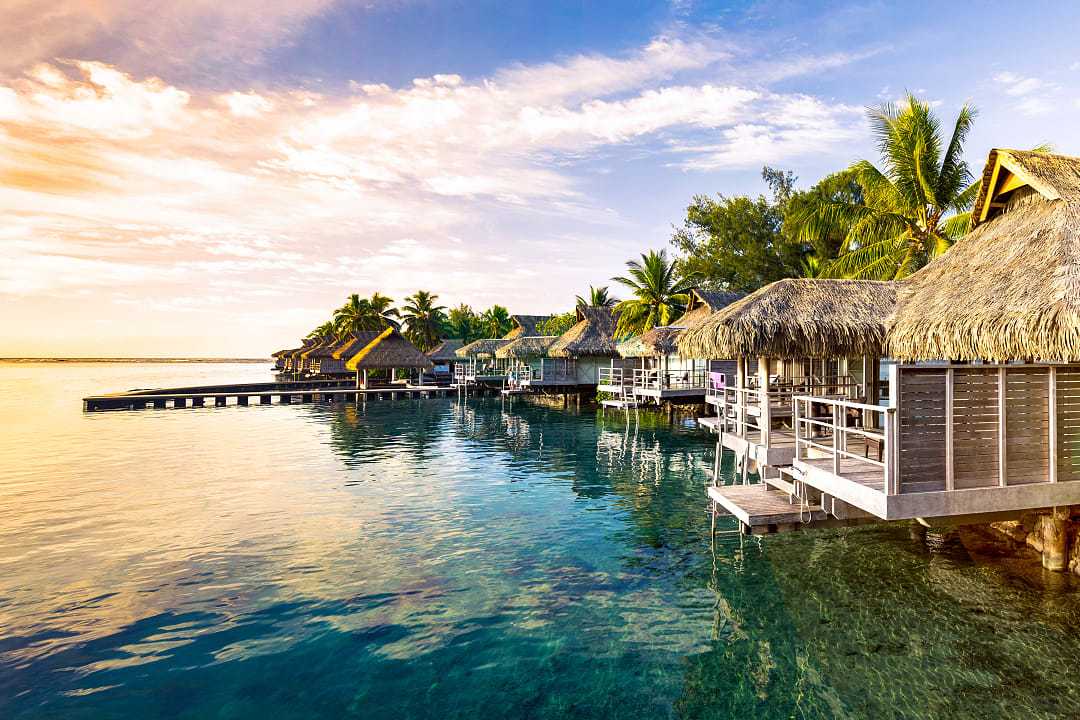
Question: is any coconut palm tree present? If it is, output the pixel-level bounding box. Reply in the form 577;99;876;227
576;285;615;308
333;293;398;337
479;305;512;338
401;290;447;351
306;321;337;341
611;249;690;337
797;94;978;279
367;292;400;329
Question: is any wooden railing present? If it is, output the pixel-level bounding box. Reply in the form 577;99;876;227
598;367;632;387
793;395;896;495
633;368;708;391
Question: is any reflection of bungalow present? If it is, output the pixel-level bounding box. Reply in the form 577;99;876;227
679;278;896;474
426;339;464;384
788;150;1080;546
343;327;434;388
518;306;622;389
454;315;551;383
607;289;742;403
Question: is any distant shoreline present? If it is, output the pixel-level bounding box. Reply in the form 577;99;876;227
0;358;270;363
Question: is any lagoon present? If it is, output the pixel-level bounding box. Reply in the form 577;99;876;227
2;362;1080;719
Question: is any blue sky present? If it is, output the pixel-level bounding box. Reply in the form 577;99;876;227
1;1;1079;356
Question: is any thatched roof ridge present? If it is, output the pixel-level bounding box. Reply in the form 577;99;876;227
426;339;464;362
345;328;433;371
495;335;558;359
677;278;898;359
889;150;1080;361
971;149;1080;227
504;314;551;339
456;338;512;358
549;305;620;358
617;326;685;358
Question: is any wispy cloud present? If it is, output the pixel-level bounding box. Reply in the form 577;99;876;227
993;71;1056;116
0;33;867;353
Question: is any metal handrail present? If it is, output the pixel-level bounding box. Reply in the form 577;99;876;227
632;368;708;390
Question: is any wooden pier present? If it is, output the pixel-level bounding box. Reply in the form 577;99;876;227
83;380;467;412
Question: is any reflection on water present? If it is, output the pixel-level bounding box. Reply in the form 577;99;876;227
2;363;1080;719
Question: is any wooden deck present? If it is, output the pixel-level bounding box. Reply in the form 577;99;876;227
708;483;827;532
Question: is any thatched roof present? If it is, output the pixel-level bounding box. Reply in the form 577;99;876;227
426;339;464;362
345;328;434;371
617;288;743;358
331;331;383;360
456;338;511;358
505;314;551;339
677;278;898;359
888;149;1080;361
495;335;558;359
549;306;620;358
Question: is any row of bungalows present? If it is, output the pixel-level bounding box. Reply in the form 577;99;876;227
454;315;551;383
689;149;1080;561
601;288;743;405
271;328;434;387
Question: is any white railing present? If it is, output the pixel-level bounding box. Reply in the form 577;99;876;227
524;358;577;383
633;368;708;391
793;395;896;495
598;367;632;387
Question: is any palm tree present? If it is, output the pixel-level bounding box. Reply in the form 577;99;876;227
798;94;978;279
576;285;615;308
367;292;400;328
799;254;828;278
447;304;479;342
402;290;447;351
306;321;337;341
479;305;511;337
332;292;399;337
611;249;690;337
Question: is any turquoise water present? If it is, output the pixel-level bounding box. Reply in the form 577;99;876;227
2;362;1080;719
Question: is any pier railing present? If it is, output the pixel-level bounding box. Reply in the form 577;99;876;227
598;367;632;387
793;395;896;495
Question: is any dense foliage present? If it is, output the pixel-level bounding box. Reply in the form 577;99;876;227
612;249;690;337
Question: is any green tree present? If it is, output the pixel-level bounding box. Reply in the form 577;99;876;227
672;173;809;293
306;321;337;341
401;290;447;351
333;293;399;337
537;311;577;336
612;249;690;337
575;286;615;308
447;304;480;342
798;94;978;279
479;305;512;337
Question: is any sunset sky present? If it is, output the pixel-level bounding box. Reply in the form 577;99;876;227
3;1;1080;357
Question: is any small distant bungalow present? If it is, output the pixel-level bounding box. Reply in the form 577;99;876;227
678;278;897;474
342;327;434;388
280;338;318;377
606;289;742;403
517;306;623;389
786;149;1080;538
454;315;551;384
426;339;465;384
495;335;559;389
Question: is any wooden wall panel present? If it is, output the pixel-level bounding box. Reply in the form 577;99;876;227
898;369;946;494
1056;367;1080;482
1005;367;1049;485
951;368;1000;489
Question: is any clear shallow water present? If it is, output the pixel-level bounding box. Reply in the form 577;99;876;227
2;362;1080;719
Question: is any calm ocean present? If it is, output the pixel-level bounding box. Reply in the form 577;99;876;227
2;362;1079;719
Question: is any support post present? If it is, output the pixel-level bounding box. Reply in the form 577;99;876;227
945;367;954;491
999;366;1007;487
1050;366;1058;483
758;356;770;447
1043;506;1069;571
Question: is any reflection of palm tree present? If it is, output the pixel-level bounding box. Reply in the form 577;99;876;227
612;249;689;337
402;290;447;351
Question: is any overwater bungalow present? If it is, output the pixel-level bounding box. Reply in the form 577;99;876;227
785;149;1080;548
517;306;622;391
342;327;433;388
426;339;465;384
678;278;897;477
495;335;559;390
605;288;742;404
454;315;550;384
